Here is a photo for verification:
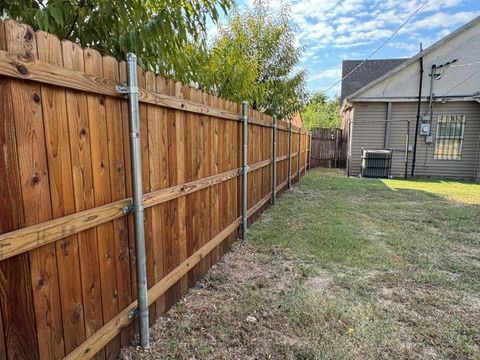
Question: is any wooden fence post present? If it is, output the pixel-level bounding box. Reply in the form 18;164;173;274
272;115;277;204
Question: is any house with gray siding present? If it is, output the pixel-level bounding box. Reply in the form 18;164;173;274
342;15;480;180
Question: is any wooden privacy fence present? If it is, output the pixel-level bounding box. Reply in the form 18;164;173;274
0;19;312;360
310;128;346;168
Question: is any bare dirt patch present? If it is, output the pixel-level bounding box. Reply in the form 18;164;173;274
120;242;320;360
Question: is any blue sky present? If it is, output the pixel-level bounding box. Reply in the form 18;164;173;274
211;0;480;99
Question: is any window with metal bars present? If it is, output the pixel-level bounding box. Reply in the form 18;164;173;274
434;115;465;160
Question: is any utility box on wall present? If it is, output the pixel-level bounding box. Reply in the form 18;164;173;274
420;123;431;136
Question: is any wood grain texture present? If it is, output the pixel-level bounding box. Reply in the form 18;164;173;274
165;79;180;306
0;49;239;121
6;20;66;360
141;69;157;323
62;38;105;360
36;30;85;356
84;47;120;360
0;167;245;261
0;20;39;360
174;81;188;297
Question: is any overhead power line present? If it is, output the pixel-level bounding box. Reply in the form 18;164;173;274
450;60;480;67
441;67;480;96
321;0;429;95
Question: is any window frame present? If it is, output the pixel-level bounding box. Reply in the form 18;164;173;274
434;114;466;161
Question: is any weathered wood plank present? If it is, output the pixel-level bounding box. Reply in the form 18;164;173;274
164;79;180;307
0;49;239;120
84;47;120;360
210;95;221;263
0;166;244;261
173;81;188;297
0;199;129;261
36;30;85;356
248;158;271;172
0;147;283;266
143;69;158;323
62;38;105;360
182;86;197;287
6;20;66;360
0;20;39;360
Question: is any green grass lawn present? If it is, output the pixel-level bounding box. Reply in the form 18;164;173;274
122;168;480;360
248;169;480;359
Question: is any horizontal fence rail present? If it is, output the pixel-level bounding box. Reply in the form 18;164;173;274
0;19;312;360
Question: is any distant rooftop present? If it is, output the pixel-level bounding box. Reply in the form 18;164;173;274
340;59;408;103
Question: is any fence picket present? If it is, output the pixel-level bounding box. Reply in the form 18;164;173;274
84;47;121;360
0;19;39;360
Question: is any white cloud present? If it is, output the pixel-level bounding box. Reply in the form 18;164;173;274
388;41;420;54
284;0;478;50
309;67;342;81
402;11;478;32
235;0;479;96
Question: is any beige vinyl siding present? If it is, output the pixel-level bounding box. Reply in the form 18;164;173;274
477;155;480;181
387;118;411;177
390;101;480;179
349;101;480;179
349;102;387;175
476;132;480;181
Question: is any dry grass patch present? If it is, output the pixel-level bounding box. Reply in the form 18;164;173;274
121;169;480;359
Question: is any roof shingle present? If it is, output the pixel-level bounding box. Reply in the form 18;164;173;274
340;59;407;103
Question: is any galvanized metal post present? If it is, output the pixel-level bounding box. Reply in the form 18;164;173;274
304;130;308;172
241;101;248;240
124;53;149;348
405;120;410;179
298;128;301;180
272;116;277;204
288;123;292;189
308;132;312;170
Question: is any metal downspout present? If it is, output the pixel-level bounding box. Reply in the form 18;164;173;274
474;127;480;181
411;53;424;178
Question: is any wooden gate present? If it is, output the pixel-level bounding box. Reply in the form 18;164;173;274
310;128;346;168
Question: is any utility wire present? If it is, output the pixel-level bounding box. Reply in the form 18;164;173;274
450;60;480;67
321;0;429;95
441;67;480;96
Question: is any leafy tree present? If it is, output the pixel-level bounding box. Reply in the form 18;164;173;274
302;92;341;129
0;0;233;83
195;1;307;119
